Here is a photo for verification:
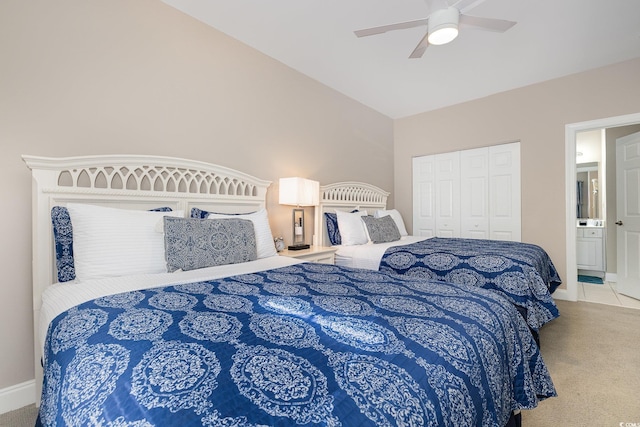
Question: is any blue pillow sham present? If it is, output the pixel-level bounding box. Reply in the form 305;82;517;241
51;206;173;283
324;210;360;246
361;215;401;243
190;207;209;219
164;217;257;272
51;206;76;283
190;207;252;218
324;212;341;246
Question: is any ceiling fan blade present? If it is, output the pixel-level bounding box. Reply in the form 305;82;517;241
409;32;430;59
354;18;428;38
459;14;516;32
449;0;486;14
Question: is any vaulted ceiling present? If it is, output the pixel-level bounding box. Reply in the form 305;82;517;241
162;0;640;119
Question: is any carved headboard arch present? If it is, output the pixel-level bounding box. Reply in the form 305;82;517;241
25;154;269;198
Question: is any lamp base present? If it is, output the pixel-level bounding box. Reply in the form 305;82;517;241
287;244;310;251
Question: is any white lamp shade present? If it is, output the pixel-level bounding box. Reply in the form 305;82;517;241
279;177;320;206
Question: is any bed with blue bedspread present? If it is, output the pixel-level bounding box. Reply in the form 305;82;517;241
318;183;562;335
25;157;556;426
379;238;562;332
37;262;555;426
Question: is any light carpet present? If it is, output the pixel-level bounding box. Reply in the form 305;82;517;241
522;299;640;426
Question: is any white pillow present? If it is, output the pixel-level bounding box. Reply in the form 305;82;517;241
207;208;277;259
66;204;183;281
375;209;408;236
336;209;369;246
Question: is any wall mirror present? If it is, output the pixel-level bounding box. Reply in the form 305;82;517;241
576;162;600;219
576;128;605;221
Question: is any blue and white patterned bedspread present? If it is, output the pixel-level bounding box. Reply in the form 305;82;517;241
38;263;556;427
379;238;562;331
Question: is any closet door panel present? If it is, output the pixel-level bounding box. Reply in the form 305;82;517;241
489;142;521;241
461;148;489;239
435;152;460;237
412;156;436;237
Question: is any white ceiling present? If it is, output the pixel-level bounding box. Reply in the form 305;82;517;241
162;0;640;119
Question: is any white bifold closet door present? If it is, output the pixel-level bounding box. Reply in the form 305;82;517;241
412;152;461;238
412;155;436;238
460;148;489;239
435;152;461;238
488;143;521;241
412;142;521;241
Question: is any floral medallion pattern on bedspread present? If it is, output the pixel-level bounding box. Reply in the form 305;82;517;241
38;264;555;427
379;237;562;331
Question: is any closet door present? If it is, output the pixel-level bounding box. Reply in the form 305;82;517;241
435;152;461;237
489;142;521;241
412;142;520;241
412;156;436;237
460;148;489;238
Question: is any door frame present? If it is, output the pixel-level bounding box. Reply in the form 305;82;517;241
564;112;640;301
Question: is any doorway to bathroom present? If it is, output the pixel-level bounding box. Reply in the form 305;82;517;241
576;130;605;281
565;112;640;308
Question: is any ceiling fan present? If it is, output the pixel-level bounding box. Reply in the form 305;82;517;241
354;0;516;58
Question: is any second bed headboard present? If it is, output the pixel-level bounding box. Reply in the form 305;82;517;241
314;181;389;247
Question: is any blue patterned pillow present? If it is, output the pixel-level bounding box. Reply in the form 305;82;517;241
190;207;209;219
190;208;251;218
51;206;173;282
324;212;341;245
361;215;401;243
325;210;361;246
51;206;76;282
164;217;257;272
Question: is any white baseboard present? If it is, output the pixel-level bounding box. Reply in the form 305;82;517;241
605;273;617;283
0;380;36;415
552;288;570;301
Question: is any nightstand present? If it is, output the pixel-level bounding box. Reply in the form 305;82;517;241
278;246;337;264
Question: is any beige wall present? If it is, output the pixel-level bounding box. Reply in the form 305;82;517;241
0;0;393;390
394;57;640;291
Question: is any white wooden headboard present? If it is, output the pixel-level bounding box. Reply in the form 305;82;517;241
314;182;389;247
22;154;271;402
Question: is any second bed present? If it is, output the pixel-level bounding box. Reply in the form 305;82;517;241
314;182;562;333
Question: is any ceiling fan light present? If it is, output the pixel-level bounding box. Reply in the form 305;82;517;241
427;6;460;45
428;25;459;45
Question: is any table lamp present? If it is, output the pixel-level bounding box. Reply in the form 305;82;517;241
279;177;319;250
